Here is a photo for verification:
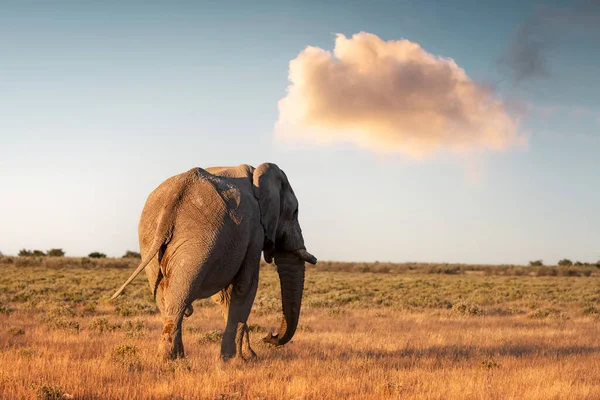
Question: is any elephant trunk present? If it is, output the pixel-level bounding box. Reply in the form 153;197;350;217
263;251;307;346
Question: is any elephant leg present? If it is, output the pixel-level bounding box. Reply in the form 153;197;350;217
219;259;260;361
212;285;256;359
145;257;166;314
174;322;185;358
159;311;185;360
159;289;188;360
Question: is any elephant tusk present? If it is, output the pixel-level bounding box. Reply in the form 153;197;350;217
293;249;317;265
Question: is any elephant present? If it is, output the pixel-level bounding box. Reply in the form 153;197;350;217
110;163;317;361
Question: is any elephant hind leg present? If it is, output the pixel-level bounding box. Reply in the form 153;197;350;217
159;310;186;360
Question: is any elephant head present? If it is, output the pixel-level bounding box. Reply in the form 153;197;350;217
253;163;317;346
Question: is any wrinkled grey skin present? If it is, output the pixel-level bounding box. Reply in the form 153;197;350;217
111;163;317;361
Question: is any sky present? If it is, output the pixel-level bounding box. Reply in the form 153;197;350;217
1;0;599;264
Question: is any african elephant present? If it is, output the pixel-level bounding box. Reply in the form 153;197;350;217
110;163;317;361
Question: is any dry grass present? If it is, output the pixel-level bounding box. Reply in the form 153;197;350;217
1;257;599;399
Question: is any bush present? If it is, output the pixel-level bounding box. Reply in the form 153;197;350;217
46;249;65;257
123;320;146;338
19;249;47;257
198;330;223;344
529;260;543;266
18;249;33;257
558;259;573;266
115;301;156;316
90;317;121;333
47;317;80;333
529;308;568;320
0;300;12;315
88;252;106;259
122;250;141;259
582;306;599;316
109;344;142;371
35;383;68;400
452;301;484;316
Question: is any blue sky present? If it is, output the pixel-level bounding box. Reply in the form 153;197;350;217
1;0;599;264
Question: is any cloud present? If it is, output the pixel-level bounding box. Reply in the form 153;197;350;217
498;2;600;84
275;32;525;159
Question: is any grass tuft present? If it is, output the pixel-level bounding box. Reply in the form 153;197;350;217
198;330;223;344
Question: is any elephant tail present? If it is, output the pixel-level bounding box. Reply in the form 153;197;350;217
110;169;197;301
110;237;164;300
110;207;176;300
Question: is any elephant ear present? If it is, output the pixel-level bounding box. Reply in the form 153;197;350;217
253;163;283;263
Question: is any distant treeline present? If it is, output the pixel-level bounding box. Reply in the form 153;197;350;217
302;260;600;277
2;256;598;277
15;249;141;259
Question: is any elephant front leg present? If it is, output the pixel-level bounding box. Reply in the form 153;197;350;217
218;271;259;361
212;285;256;360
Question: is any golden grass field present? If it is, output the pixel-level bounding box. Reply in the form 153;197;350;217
1;257;599;399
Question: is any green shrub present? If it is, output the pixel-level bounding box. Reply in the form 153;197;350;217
582;305;599;316
123;320;146;338
110;344;142;371
122;250;141;259
529;260;543;266
18;347;36;358
115;301;156;316
558;259;573;266
45;316;80;333
88;252;106;259
110;344;139;360
198;330;222;344
46;249;65;257
18;249;33;257
248;323;266;333
481;359;501;369
452;301;484;316
0;300;11;315
90;317;121;333
529;308;568;320
35;383;67;400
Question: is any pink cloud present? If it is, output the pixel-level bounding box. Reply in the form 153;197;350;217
275;32;526;159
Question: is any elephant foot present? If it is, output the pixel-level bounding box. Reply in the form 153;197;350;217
219;351;255;363
159;341;175;361
242;329;257;359
220;331;237;361
159;343;185;361
220;322;256;361
219;353;235;362
159;318;185;361
242;347;257;360
175;340;185;359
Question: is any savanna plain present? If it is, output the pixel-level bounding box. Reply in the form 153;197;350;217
1;257;600;399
